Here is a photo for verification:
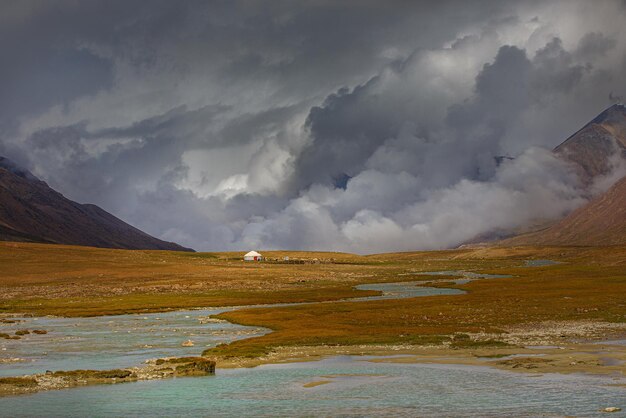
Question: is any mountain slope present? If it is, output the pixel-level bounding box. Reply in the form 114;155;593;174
495;104;626;247
502;175;626;246
554;103;626;184
0;158;193;251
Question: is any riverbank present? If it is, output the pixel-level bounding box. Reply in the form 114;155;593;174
1;243;625;399
209;320;626;376
2;353;623;418
2;323;624;397
0;357;215;396
0;280;624;397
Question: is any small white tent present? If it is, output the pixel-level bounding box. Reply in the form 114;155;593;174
244;251;262;261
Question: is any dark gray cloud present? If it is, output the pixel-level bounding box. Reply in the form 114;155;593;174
296;37;602;191
575;32;617;60
1;0;625;252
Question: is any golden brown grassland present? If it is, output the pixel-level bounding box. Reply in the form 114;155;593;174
1;242;625;360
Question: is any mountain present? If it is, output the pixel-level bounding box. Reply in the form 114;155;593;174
0;157;193;251
502;175;626;246
554;103;626;184
498;104;626;247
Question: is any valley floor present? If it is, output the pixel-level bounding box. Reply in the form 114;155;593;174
0;242;625;395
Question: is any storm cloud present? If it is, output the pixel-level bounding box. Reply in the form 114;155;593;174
1;0;625;252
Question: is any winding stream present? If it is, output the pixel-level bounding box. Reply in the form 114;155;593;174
0;279;468;377
1;264;624;416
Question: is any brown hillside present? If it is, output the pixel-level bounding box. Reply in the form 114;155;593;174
554;104;626;184
502;175;626;246
0;163;193;251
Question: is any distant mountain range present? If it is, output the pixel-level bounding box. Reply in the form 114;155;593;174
502;103;626;247
0;157;193;251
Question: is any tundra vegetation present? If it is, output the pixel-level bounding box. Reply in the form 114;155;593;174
0;242;625;383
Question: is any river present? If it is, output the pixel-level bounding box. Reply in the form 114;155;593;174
1;266;624;417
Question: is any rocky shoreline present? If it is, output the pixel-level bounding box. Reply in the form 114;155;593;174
0;357;215;396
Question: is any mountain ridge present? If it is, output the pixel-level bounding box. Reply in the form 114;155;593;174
498;103;626;247
554;103;626;183
0;159;194;251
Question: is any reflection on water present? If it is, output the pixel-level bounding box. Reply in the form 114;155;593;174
4;356;624;417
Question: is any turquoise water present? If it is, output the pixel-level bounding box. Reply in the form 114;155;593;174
4;356;624;417
3;266;623;416
352;281;464;301
524;259;561;267
0;309;267;376
413;270;513;279
0;281;461;377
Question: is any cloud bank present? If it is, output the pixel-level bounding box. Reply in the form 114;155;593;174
1;0;625;252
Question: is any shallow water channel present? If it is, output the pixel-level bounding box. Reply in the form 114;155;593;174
0;279;467;376
1;264;624;416
3;355;625;417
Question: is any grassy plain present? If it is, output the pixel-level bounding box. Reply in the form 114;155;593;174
0;242;387;316
1;241;625;362
206;246;626;358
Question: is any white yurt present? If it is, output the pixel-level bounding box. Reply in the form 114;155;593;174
243;251;262;261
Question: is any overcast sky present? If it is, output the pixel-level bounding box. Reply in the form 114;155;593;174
1;0;625;253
